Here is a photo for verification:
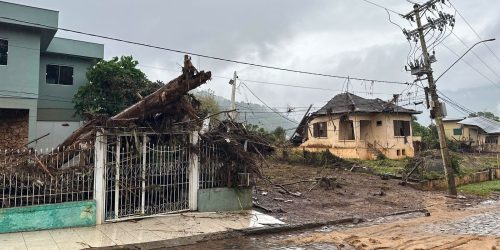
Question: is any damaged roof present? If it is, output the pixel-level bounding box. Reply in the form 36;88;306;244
458;116;500;134
313;92;421;116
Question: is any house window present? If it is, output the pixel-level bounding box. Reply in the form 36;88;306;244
393;120;411;136
339;119;355;140
485;136;498;145
313;122;327;138
402;149;406;156
0;39;7;66
46;64;74;85
376;121;382;126
453;128;462;136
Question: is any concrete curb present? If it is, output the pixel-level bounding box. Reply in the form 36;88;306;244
97;210;429;249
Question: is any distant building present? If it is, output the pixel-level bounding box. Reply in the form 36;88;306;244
0;1;104;149
293;92;421;160
443;117;500;152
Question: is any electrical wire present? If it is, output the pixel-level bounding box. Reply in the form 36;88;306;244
448;0;500;66
0;15;410;85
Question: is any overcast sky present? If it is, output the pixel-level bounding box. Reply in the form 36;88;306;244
6;0;500;125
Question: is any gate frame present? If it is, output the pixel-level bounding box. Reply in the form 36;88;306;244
94;130;200;224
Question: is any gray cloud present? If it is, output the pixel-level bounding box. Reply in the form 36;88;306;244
7;0;500;125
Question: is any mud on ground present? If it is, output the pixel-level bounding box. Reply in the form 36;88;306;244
254;161;433;224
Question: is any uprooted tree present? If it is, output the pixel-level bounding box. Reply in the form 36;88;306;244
1;55;274;188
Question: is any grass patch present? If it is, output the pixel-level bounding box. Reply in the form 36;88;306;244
458;180;500;197
350;159;407;175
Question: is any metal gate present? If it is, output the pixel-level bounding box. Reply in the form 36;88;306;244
103;133;190;221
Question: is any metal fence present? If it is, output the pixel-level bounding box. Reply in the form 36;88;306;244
199;140;226;189
104;134;190;221
0;145;95;208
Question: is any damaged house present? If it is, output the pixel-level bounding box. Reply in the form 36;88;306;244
443;116;500;152
293;92;421;160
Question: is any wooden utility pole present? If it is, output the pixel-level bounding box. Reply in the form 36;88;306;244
408;2;457;195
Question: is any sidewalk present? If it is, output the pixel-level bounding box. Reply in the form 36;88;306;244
0;211;283;250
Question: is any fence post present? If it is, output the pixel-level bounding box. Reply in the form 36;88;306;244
141;135;147;215
189;131;199;211
94;131;107;224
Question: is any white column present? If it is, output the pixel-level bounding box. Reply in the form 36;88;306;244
94;131;107;224
189;131;200;211
114;137;121;219
141;135;147;215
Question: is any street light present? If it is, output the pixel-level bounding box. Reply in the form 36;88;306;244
435;38;496;83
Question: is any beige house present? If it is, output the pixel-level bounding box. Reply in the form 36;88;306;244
443;117;500;152
292;93;421;160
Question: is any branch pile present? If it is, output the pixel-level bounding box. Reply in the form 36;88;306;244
201;120;275;187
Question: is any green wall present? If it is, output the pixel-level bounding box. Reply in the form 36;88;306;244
38;52;97;121
198;187;253;212
0;201;96;233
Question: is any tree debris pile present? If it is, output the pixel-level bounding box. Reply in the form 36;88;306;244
0;55;211;175
200;121;275;187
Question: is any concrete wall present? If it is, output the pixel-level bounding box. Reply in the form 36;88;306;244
35;121;82;149
197;188;253;212
0;201;95;233
37;53;96;121
300;113;416;160
414;169;500;191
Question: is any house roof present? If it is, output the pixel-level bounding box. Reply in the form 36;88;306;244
0;1;58;50
312;92;421;116
45;37;104;59
443;117;466;122
458;117;500;134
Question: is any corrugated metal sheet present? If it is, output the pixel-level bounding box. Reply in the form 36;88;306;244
458;117;500;134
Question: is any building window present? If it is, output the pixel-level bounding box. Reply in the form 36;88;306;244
376;121;382;126
339;119;355;140
393;120;411;136
0;39;7;66
485;136;498;145
46;64;74;85
453;128;462;136
313;122;327;138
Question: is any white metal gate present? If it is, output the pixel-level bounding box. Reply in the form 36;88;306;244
102;133;190;221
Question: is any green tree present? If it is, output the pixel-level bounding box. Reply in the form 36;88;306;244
271;126;286;143
469;111;499;121
194;90;220;125
73;56;161;119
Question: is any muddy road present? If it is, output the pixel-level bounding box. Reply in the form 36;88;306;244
173;195;500;249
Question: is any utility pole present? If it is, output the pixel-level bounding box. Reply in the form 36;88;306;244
403;1;457;195
229;71;238;120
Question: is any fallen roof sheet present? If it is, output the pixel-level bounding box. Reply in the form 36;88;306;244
458;116;500;134
313;92;421;115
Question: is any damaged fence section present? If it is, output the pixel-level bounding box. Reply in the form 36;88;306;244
0;145;95;209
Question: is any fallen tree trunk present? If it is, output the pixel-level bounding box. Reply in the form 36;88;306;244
43;55;211;168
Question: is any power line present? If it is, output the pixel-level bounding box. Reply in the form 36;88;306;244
440;43;500;90
450;31;500;78
359;0;403;16
240;81;298;124
0;15;409;85
448;0;500;66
